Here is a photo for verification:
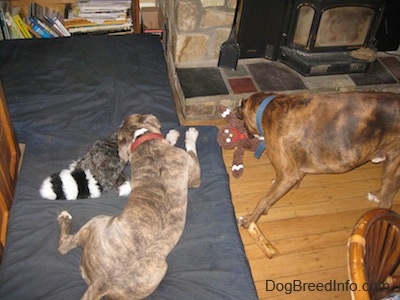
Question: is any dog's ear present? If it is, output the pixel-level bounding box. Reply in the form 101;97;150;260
120;114;140;134
140;114;162;130
234;99;246;120
117;131;131;164
118;143;130;164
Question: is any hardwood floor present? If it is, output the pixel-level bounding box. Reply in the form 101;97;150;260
221;148;400;300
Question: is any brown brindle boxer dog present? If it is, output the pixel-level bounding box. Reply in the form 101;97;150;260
235;91;400;228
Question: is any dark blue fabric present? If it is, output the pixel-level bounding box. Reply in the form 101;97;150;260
0;35;257;299
0;35;179;140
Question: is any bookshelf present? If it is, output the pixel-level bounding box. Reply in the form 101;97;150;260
132;0;139;33
1;0;141;38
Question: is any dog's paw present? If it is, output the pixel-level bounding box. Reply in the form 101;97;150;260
367;192;380;203
186;127;199;141
371;150;386;163
185;128;198;154
166;129;180;146
58;211;72;224
118;180;132;196
237;215;251;228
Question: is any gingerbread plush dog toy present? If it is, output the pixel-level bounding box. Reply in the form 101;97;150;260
217;105;262;178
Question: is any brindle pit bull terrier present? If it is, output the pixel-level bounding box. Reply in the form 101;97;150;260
235;92;400;229
57;114;201;300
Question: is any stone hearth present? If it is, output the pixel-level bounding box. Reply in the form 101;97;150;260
173;56;400;123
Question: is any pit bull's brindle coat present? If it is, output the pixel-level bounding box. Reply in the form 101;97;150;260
57;114;201;300
235;92;400;228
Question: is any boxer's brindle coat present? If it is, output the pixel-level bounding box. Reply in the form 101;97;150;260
235;92;400;228
57;114;201;300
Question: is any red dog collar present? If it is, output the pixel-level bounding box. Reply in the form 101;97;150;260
130;133;164;152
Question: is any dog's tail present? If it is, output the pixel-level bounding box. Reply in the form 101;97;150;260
40;164;103;200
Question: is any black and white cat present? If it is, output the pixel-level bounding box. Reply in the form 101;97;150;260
40;133;131;200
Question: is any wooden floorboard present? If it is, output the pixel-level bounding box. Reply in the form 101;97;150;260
222;148;400;300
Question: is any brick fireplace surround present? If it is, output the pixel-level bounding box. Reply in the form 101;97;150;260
157;1;400;123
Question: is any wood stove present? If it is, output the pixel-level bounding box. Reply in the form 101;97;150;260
236;0;391;76
281;0;384;75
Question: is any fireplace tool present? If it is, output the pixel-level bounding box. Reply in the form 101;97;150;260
218;0;242;70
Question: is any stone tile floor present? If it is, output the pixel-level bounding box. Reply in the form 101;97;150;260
174;55;400;123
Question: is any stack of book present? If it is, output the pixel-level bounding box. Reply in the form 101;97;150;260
27;2;71;38
0;2;70;40
63;0;132;34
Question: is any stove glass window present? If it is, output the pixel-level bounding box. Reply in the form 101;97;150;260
293;5;314;47
315;6;374;47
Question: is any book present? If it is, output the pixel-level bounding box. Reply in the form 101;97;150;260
63;18;129;28
29;2;61;20
64;0;132;34
0;7;10;39
30;23;51;38
25;23;41;38
42;15;64;36
35;17;59;37
4;12;24;39
43;15;70;37
27;2;72;38
13;14;32;38
52;17;71;36
28;16;52;38
67;22;131;34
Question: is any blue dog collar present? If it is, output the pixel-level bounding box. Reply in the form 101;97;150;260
254;95;275;159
